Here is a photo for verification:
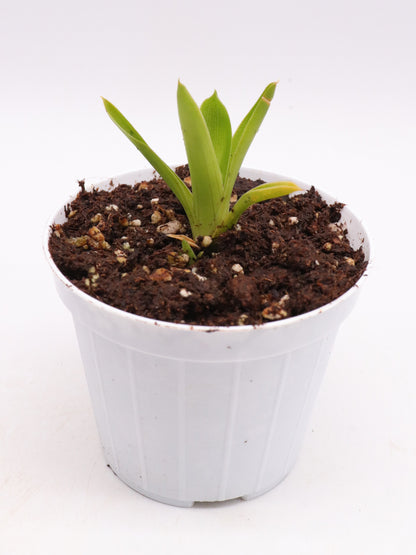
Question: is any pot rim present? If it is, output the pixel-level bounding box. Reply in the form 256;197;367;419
43;167;371;333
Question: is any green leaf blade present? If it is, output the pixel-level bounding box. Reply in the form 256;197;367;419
200;91;232;180
102;98;194;223
224;82;277;197
181;239;197;262
177;82;226;236
218;180;302;234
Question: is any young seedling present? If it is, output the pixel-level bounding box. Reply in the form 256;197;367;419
102;82;301;240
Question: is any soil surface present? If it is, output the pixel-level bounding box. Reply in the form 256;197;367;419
49;165;367;326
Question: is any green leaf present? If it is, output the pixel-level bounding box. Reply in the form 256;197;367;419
181;239;197;262
102;97;194;223
218;180;301;234
224;82;277;198
200;91;232;180
177;82;225;236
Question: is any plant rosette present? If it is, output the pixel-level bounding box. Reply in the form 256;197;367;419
45;83;370;506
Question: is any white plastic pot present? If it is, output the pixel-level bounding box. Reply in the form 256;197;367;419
45;168;370;507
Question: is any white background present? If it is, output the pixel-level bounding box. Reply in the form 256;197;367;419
1;0;415;553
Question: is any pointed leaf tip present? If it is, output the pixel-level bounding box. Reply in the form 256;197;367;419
224;81;278;195
200;88;232;180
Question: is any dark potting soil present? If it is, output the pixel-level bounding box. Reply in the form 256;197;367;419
49;165;367;326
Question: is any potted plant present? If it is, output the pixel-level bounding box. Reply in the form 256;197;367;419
45;82;370;507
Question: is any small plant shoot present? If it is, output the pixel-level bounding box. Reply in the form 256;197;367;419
102;82;301;239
